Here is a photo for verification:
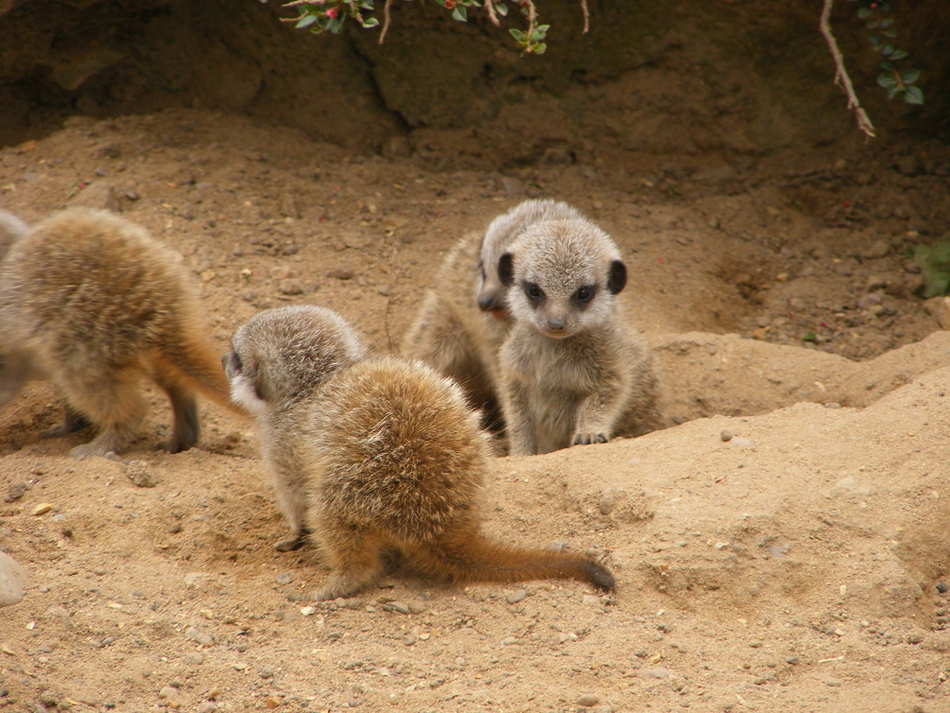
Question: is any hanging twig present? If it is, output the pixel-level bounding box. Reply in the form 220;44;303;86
579;0;589;35
379;0;394;44
819;0;876;138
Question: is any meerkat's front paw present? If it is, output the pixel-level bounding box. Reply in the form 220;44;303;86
572;431;609;446
311;574;367;601
274;529;310;552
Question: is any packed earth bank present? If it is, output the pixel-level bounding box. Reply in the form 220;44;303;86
0;110;949;712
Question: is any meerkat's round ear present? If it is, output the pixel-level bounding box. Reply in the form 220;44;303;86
498;253;515;287
607;260;627;294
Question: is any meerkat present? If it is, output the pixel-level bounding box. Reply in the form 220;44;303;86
0;207;242;458
401;199;582;429
225;305;615;596
497;217;663;456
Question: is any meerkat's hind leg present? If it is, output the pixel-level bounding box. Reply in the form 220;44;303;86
160;381;200;453
0;352;30;411
62;369;146;459
310;526;389;601
41;404;92;439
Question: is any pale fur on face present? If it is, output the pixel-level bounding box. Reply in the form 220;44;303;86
476;199;583;314
500;218;626;339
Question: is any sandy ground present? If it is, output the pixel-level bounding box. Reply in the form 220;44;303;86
1;109;949;712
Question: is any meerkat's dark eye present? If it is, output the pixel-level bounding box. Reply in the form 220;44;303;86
523;282;544;302
574;285;595;303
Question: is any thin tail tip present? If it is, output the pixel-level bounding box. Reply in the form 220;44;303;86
586;561;616;592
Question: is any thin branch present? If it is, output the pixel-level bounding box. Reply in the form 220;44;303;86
580;0;589;35
819;0;876;138
379;0;394;44
484;0;501;27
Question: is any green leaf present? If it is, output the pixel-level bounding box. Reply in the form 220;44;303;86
880;60;894;71
362;16;379;27
883;27;898;38
509;28;524;41
532;42;547;54
452;5;467;21
886;84;901;100
496;2;508;16
296;13;318;29
361;0;374;8
881;44;894;56
889;48;908;60
868;34;880;47
803;331;817;343
904;85;924;104
901;69;920;84
881;18;894;28
329;15;345;33
877;73;897;89
857;7;872;18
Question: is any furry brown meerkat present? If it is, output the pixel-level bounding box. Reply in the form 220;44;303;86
225;305;615;597
401;199;582;429
497;216;663;456
0;207;242;458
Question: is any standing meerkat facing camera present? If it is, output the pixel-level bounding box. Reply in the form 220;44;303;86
497;217;663;456
225;305;615;597
401;199;583;428
0;207;242;458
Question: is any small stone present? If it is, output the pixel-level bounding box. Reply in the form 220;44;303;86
278;279;305;296
937;581;948;594
0;552;25;608
895;155;921;176
383;601;410;614
185;626;214;646
126;461;157;488
31;503;55;516
786;656;799;665
197;702;217;713
328;268;354;280
577;693;601;707
643;668;672;678
182;652;205;665
158;686;178;699
3;482;27;503
506;589;527;604
276;573;293;585
720;430;733;442
259;667;274;679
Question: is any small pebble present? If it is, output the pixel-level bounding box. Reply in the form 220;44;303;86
0;552;25;608
643;668;672;679
720;430;733;442
578;693;601;707
182;652;205;665
32;503;55;516
3;482;27;503
506;589;527;604
185;626;214;646
197;702;217;713
276;573;293;585
937;582;948;594
158;686;178;699
126;461;157;488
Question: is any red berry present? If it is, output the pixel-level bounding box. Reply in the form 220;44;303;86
444;0;455;8
326;7;339;18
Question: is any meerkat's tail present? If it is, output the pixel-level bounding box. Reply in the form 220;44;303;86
413;529;615;592
152;331;248;417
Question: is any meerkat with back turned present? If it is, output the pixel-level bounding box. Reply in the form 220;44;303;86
0;207;242;458
401;199;583;428
225;305;615;596
497;217;663;456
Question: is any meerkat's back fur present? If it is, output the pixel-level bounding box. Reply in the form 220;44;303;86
401;199;582;428
226;305;614;597
497;216;663;456
0;207;239;458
